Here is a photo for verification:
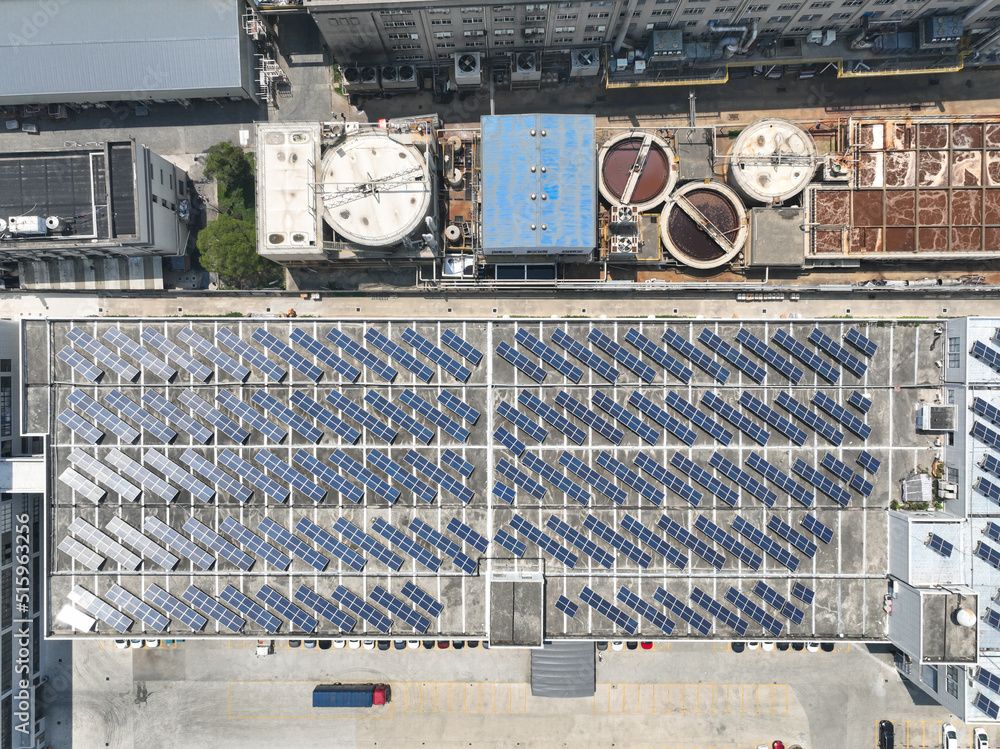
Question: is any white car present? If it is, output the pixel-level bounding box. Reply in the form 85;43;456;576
747;641;761;651
942;723;958;749
611;641;624;651
762;642;776;651
114;639;129;649
406;640;420;650
806;642;820;653
332;639;347;649
973;727;989;749
362;640;376;650
304;640;317;649
129;639;144;649
144;639;160;649
348;639;362;650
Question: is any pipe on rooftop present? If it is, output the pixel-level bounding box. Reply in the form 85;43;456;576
613;0;642;55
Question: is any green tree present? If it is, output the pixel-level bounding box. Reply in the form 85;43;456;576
197;213;283;290
203;142;255;216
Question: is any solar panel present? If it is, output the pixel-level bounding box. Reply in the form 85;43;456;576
58;535;105;570
579;586;637;634
219;450;290;502
220;517;291;570
290;391;360;444
400;389;469;441
584;514;652;568
144;449;215;503
664;391;733;445
497;400;548;443
623;328;692;382
258;516;330;571
103;328;177;381
655;514;724;569
183;517;254;570
409;517;477;574
440;328;484;365
845;327;878;358
255;449;327;503
628;391;697;445
364;327;434;382
289;328;360;382
325;328;397;382
145;584;207;632
516;390;586;444
402;450;473;503
495;457;546;499
294;585;357;632
979;667;1000;697
701;391;769;445
106;584;169;632
371;585;430;632
401;580;443;617
216;327;286;381
103;390;176;444
447;517;489;553
143;516;214;569
494;426;526;456
141;391;211;443
771;329;839;383
709;452;776;507
515;328;583;382
510;514;578;568
599;451;666;505
776;391;844;445
669;451;739;507
106;516;178;570
767;515;818;558
551;328;621;382
368;448;436;502
753;581;804;626
67;585;133;634
327;448;398;503
808;328;867;378
821;453;854;482
441;449;475;477
849;473;874;497
697;328;766;382
632;452;699;506
438;390;481;425
975;693;1000;720
800;513;834;544
67;390;139;444
556;595;579;618
746;452;814;507
182;585;245;633
653;586;712;635
57;345;103;382
67;327;139;380
403;327;471;382
591;390;659;444
252;390;322;443
691;587;748;636
848;390;873;414
365;390;434;444
331;517;402;570
68;517;141;569
546;515;615;568
106;448;178;502
57;409;103;444
372;517;441;571
792;458;851;506
67;449;140;501
694;515;762;569
620;514;687;569
59;467;106;504
522;451;591;504
330;585;392;634
177;390;249;443
559;452;628;505
812;391;872;440
179;449;251;503
978;476;1000;503
662;329;730;384
256;584;318;633
735;328;803;384
252;328;323;381
725;587;784;636
177;327;250;381
325;390;396;443
141;327;212;381
214;391;285;443
555;390;623;444
974;397;1000;428
492;481;517;504
496;340;547;383
616;586;674;634
493;528;526;557
731;516;799;571
738;391;807;446
293;450;364;504
927;532;954;558
975;421;1000;451
589;327;656;382
220;585;282;634
987;608;1000;632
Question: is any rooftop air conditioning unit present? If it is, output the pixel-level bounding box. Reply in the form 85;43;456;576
611;205;638;224
940;483;958;500
382;64;419;91
454;52;482;87
610;235;639;255
381;65;397;83
511;52;541;83
343;66;380;91
570;48;601;78
361;66;379;84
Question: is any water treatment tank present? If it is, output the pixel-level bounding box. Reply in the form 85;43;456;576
598;131;678;212
660;181;748;270
727;118;818;204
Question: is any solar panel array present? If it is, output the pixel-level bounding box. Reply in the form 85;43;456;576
588;328;656;382
523;451;591;504
848;391;873;414
812;391;872;440
325;328;396;382
792;459;851;507
624;328;692;382
701;391;769;445
665;391;733;445
555;390;624;445
670;452;739;507
177;327;249;381
629;391;697;445
519;390;587;445
808;328;867;378
546;515;614;569
289;328;360;382
731;516;799;571
559;452;628;505
400;389;469;442
633;452;700;506
103;328;177;381
365;390;434;444
252;328;323;381
776;391;843;445
510;514;578;568
691;587;748;636
656;514;724;569
592;389;659;444
735;329;803;383
403;328;471;382
67;327;139;381
515;328;583;382
662;329;730;383
365;328;434;383
738;392;807;445
551;328;621;382
580;586;637;634
496;340;546;383
695;515;762;569
845;327;878;358
216;327;286;381
928;533;954;558
617;586;674;634
709;452;776;507
697;329;766;383
725;587;783;636
654;586;712;636
600;452;666;505
772;329;839;383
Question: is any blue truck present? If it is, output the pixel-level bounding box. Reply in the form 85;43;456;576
312;683;391;708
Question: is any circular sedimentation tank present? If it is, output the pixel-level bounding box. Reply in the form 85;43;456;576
598;131;677;212
728;118;818;204
319;131;432;247
660;181;748;270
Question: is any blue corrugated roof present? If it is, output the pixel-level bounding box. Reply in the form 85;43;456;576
481;114;596;255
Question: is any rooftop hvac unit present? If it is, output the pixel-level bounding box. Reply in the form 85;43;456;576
361;66;378;84
570;48;600;78
610;235;639;255
381;66;397;82
511;52;541;83
382;64;419;91
454;52;482;87
940;483;958;500
7;216;46;235
611;205;638;224
343;66;380;91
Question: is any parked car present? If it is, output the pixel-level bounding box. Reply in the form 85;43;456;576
611;641;624;651
791;642;805;651
806;642;820;653
596;641;608;651
393;640;406;650
973;727;989;749
452;640;465;650
318;640;332;650
878;719;894;749
436;641;450;649
468;641;480;649
422;641;435;650
348;640;362;650
333;639;346;649
747;642;760;651
377;640;391;651
821;642;835;652
114;639;129;649
406;640;420;650
731;641;745;653
626;641;638;650
942;723;958;749
144;639;160;649
303;640;317;649
777;642;790;652
362;640;376;650
762;642;775;651
640;642;653;650
288;640;302;649
129;639;144;649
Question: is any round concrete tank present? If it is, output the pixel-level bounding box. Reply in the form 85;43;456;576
727;118;818;204
659;181;748;270
598;131;677;212
319;130;432;247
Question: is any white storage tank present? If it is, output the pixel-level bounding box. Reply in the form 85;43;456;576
727;118;818;204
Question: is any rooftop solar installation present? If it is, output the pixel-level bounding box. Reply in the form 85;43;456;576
57;346;103;382
752;581;804;626
330;585;392;634
584;513;652;568
220;517;291;570
145;584;207;632
620;514;687;569
510;514;578;568
325;390;397;443
556;595;579;619
325;328;397;382
974;397;1000;427
975;693;1000;720
522;451;591;504
252;328;323;381
257;584;318;633
106;583;169;632
628;391;697;446
599;451;666;505
775;391;844;445
400;389;469;442
493;527;526;557
546;515;615;568
404;450;474;503
254;449;327;504
617;586;674;634
730;515;800;571
59;467;106;504
371;585;430;633
142;390;212;444
662;329;730;384
670;451;739;507
559;452;628;505
57;535;104;570
580;586;637;634
555;390;624;445
364;328;434;383
591;389;659;444
68;585;133;633
812;391;872;440
589;328;656;382
329;518;401;571
809;328;867;378
365;390;434;444
215;327;287;381
290;390;360;444
180;449;252;504
57;409;103;444
372;517;442;572
497;340;546;383
68;517;141;569
67;327;139;381
68;449;140;502
694;515;762;569
220;585;282;634
771;329;839;384
691;587;748;636
664;391;733;445
447;517;490;554
252;389;322;443
409;517;477;574
441;448;475;477
845;327;878;358
258;516;330;571
144;448;215;503
980;667;1000;697
746;452;814;507
106;448;178;502
141;327;212;382
494;426;526;457
927;533;954;558
735;329;803;383
821;453;854;482
143;516;214;570
623;328;692;383
103;327;177;381
801;514;835;545
403;328;471;383
182;585;245;633
767;515;818;558
177;327;249;381
440;328;484;365
218;450;290;503
368;448;436;503
401;580;443;618
183;517;255;571
632;452;698;506
697;328;766;383
551;327;621;382
968;339;998;370
288;328;360;382
103;389;176;443
68;389;139;444
515;327;583;382
495;458;546;499
848;390;873;414
497;400;548;443
725;587;783;636
709;452;776;507
738;391;807;446
791;582;815;606
701;391;769;445
791;458;852;507
437;390;481;425
293;450;364;504
655;514;723;569
519;389;587;445
330;448;399;503
654;586;712;636
294;585;357;632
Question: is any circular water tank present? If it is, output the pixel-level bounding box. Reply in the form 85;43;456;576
445;225;462;242
319;131;432;247
599;131;677;212
956;608;977;628
659;181;748;270
46;216;66;231
728;118;818;204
